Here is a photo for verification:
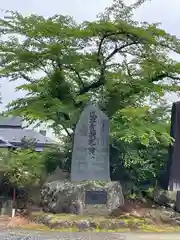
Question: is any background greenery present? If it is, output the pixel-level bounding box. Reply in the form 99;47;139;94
0;0;180;192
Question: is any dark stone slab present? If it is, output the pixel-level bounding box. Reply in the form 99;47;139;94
164;101;180;190
85;190;107;205
175;190;180;212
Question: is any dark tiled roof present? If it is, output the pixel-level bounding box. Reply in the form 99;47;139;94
0;116;22;127
0;138;14;147
0;128;54;145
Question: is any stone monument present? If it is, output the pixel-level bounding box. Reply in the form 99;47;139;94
164;101;180;191
41;104;124;215
162;101;180;212
71;104;110;181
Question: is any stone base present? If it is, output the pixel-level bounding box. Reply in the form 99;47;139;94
41;181;124;215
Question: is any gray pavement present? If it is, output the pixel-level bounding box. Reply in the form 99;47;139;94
1;231;180;240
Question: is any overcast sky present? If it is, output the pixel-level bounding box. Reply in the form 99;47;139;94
0;0;180;136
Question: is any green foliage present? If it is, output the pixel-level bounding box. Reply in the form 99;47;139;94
1;0;180;185
43;146;66;174
20;136;37;149
123;143;168;183
111;105;172;146
109;137;168;185
0;148;11;172
0;148;45;188
0;143;67;188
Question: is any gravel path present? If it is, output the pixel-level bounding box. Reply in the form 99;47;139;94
1;231;180;240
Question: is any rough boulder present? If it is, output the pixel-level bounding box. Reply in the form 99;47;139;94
41;181;124;215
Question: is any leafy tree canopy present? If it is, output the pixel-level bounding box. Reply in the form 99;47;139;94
0;0;179;184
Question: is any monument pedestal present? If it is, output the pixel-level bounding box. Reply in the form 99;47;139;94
41;180;124;215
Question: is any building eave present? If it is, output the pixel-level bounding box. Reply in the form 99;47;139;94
9;141;55;148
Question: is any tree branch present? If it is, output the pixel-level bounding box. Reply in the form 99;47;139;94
124;59;132;77
79;34;108;96
79;79;103;95
79;39;139;95
97;35;106;65
19;73;33;82
105;41;139;62
63;65;85;87
61;123;72;139
37;59;52;79
150;72;180;83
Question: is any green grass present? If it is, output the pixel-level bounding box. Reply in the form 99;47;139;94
18;224;180;233
21;212;180;233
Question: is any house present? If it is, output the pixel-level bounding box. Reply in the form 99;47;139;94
0;116;55;151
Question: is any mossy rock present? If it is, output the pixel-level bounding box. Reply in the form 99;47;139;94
41;180;124;215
